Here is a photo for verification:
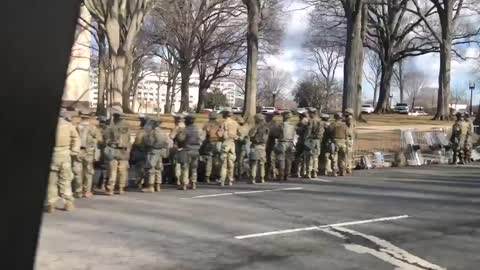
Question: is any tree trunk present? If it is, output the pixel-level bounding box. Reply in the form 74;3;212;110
179;63;191;113
375;61;394;113
434;4;453;121
343;0;364;116
96;30;107;116
373;84;378;107
355;5;367;119
243;0;260;124
121;52;134;113
164;82;172;113
196;85;208;113
411;97;416;111
109;53;125;111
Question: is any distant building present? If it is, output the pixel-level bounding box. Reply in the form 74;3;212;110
87;72;243;114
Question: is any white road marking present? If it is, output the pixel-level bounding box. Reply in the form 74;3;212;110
321;227;446;270
435;164;480;169
234;215;409;240
310;178;333;183
184;187;303;199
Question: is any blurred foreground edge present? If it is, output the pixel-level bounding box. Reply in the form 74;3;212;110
0;1;80;269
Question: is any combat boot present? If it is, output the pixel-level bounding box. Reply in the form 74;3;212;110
74;193;83;199
83;192;94;198
154;184;161;192
64;201;75;211
191;182;197;190
346;169;352;174
332;171;338;177
339;171;346;176
45;205;55;214
117;187;126;195
142;185;155;193
179;185;187;190
311;171;317;179
219;181;225;187
105;189;114;196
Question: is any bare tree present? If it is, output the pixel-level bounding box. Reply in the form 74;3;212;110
393;59;405;104
84;0;153;112
257;67;292;107
364;50;381;107
410;0;480;120
242;0;283;123
305;45;344;112
404;70;427;110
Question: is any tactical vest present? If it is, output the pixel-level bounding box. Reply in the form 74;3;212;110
332;121;348;140
78;123;97;149
309;119;324;139
186;126;203;146
253;124;269;144
280;122;295;141
56;119;73;148
206;121;220;142
145;129;168;149
222;118;239;140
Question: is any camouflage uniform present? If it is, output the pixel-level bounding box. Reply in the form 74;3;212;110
274;111;295;181
451;113;470;164
202;113;222;183
132;117;148;188
96;118;108;190
295;113;309;177
45;116;80;212
265;114;280;180
219;108;240;186
248;114;270;184
175;115;204;190
104;113;131;195
235;117;250;179
331;113;348;176
344;108;356;173
73;115;99;198
304;109;325;178
319;114;335;176
464;113;474;163
170;116;186;185
143;122;169;193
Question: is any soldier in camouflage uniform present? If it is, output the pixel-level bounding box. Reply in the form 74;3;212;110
175;115;205;190
274;111;295;181
294;112;308;178
304;108;324;179
248;114;270;184
235;117;250;179
132;116;148;189
96;117;108;191
104;112;131;195
202;112;222;183
219;108;240;186
73;112;99;198
170;115;186;185
265;113;279;180
451;112;470;165
464;112;474;163
142;120;169;193
344;108;356;174
331;112;349;176
45;109;80;213
320;114;335;176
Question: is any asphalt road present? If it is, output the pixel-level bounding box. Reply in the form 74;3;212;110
35;164;480;270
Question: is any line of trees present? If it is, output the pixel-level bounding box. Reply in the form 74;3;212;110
79;0;283;123
303;0;479;120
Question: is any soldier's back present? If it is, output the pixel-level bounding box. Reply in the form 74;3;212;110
332;121;348;140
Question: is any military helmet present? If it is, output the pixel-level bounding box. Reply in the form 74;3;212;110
223;107;233;113
307;107;317;113
456;112;464;117
464;112;470;117
344;108;354;115
237;116;245;124
174;114;185;121
334;112;343;119
254;113;265;122
282;110;292;117
321;113;330;120
209;112;218;120
185;114;196;121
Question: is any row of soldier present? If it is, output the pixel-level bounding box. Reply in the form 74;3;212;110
45;107;356;213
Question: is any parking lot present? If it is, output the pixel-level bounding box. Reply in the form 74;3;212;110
36;165;480;270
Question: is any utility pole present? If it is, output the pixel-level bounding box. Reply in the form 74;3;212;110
469;82;475;115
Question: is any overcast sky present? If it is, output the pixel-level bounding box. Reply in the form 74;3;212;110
268;0;480;104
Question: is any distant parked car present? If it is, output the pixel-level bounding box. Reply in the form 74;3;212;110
261;106;276;114
232;107;243;114
201;109;213;115
409;106;428;116
361;104;375;114
394;103;410;114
